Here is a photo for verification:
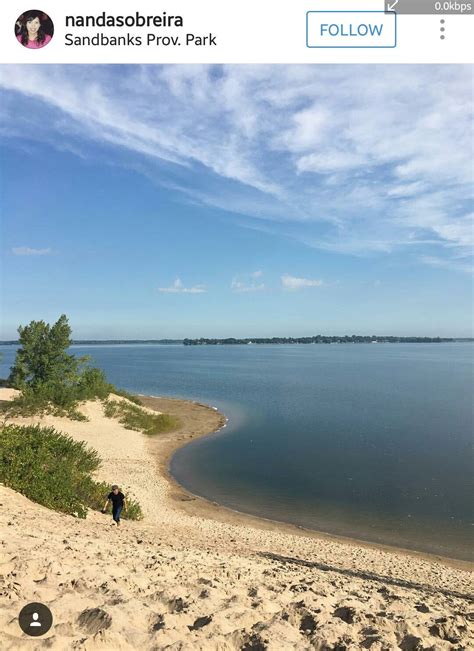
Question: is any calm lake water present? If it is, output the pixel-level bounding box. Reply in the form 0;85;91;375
1;343;472;560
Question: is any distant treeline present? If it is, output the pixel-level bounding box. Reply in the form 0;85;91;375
183;336;455;346
2;337;469;347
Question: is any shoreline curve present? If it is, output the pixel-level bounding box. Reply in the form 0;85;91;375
140;395;472;571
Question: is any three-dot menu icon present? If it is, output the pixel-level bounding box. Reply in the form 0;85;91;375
440;18;446;38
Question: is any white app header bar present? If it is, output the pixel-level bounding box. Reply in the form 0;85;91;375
1;0;472;64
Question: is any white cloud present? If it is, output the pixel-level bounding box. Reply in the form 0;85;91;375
1;64;472;270
386;182;426;198
158;278;207;294
420;256;473;274
231;271;265;293
273;105;328;153
297;150;367;174
12;246;51;256
281;274;324;290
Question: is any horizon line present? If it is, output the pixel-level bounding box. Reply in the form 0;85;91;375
1;335;473;345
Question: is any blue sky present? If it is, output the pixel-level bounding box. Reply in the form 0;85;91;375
0;64;472;339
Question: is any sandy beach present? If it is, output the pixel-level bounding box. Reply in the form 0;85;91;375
0;388;472;650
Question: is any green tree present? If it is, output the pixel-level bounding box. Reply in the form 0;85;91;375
8;315;79;389
5;315;117;417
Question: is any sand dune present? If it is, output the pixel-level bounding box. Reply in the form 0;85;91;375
0;389;472;649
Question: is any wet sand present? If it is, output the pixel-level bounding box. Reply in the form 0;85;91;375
140;395;472;570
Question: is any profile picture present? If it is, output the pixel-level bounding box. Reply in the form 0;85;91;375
15;10;54;49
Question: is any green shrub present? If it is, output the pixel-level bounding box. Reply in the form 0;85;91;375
0;381;143;423
0;386;87;421
103;399;179;435
0;424;98;517
0;424;142;520
75;367;113;401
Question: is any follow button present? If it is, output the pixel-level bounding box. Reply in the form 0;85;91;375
306;11;397;48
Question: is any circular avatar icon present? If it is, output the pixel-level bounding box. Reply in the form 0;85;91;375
15;10;54;49
18;602;53;637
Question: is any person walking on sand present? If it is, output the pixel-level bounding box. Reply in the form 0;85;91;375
102;485;127;526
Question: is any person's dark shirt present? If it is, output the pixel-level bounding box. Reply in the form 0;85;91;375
108;492;125;509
